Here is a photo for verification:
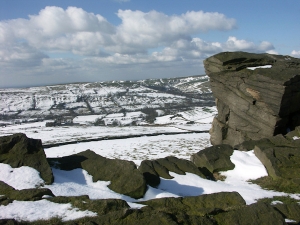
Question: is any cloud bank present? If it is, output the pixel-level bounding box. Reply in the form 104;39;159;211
0;6;276;88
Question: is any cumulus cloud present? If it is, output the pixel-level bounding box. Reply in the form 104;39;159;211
0;7;236;56
291;50;300;58
0;6;278;87
0;43;48;68
221;37;274;52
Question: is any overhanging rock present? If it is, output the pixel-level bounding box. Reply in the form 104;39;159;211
204;51;300;146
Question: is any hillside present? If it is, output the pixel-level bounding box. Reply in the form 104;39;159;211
0;75;213;125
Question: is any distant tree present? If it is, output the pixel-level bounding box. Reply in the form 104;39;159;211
94;118;105;126
112;119;120;126
141;107;158;124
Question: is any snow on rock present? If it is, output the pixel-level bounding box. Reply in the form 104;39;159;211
0;163;44;190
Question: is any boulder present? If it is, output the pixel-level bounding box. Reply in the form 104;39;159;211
0;133;54;184
140;192;246;217
191;144;235;173
236;133;300;193
214;202;285;225
204;51;300;146
273;203;300;223
138;156;205;187
254;144;300;180
48;150;147;199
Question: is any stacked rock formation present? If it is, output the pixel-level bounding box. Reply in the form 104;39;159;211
204;51;300;146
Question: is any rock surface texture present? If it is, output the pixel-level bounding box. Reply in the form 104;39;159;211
0;133;54;184
204;51;300;146
138;156;205;187
191;144;235;174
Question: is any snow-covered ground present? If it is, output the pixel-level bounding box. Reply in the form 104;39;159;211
0;106;215;145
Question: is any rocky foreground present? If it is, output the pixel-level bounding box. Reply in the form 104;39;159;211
1;51;300;224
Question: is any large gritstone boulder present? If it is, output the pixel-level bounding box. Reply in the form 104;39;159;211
140;192;246;217
191;144;235;173
48;150;147;199
204;51;300;146
214;202;285;225
138;156;205;187
0;133;54;184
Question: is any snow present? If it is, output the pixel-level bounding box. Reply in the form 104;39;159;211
0;200;97;222
0;123;189;145
247;65;272;70
0;163;45;190
73;115;104;124
44;133;211;163
158;171;282;206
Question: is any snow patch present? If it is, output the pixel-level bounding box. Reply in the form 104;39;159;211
247;65;272;70
0;163;44;190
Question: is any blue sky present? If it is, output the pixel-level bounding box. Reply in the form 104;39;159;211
0;0;299;88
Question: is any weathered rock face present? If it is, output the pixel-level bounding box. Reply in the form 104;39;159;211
48;150;147;199
0;133;54;184
204;51;300;146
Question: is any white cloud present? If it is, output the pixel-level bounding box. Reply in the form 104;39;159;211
0;43;48;68
0;7;237;56
113;10;236;53
221;36;274;52
291;50;300;58
0;6;278;88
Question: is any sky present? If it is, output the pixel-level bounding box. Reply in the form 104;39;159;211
0;0;299;88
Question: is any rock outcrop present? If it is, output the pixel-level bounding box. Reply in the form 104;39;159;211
48;150;147;199
204;51;300;146
138;156;205;187
0;133;54;184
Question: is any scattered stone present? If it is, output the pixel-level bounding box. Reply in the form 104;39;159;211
0;180;54;201
48;150;147;199
204;51;300;146
138;156;205;187
0;133;54;184
191;144;235;173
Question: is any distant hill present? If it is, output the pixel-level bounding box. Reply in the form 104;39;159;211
0;75;214;122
